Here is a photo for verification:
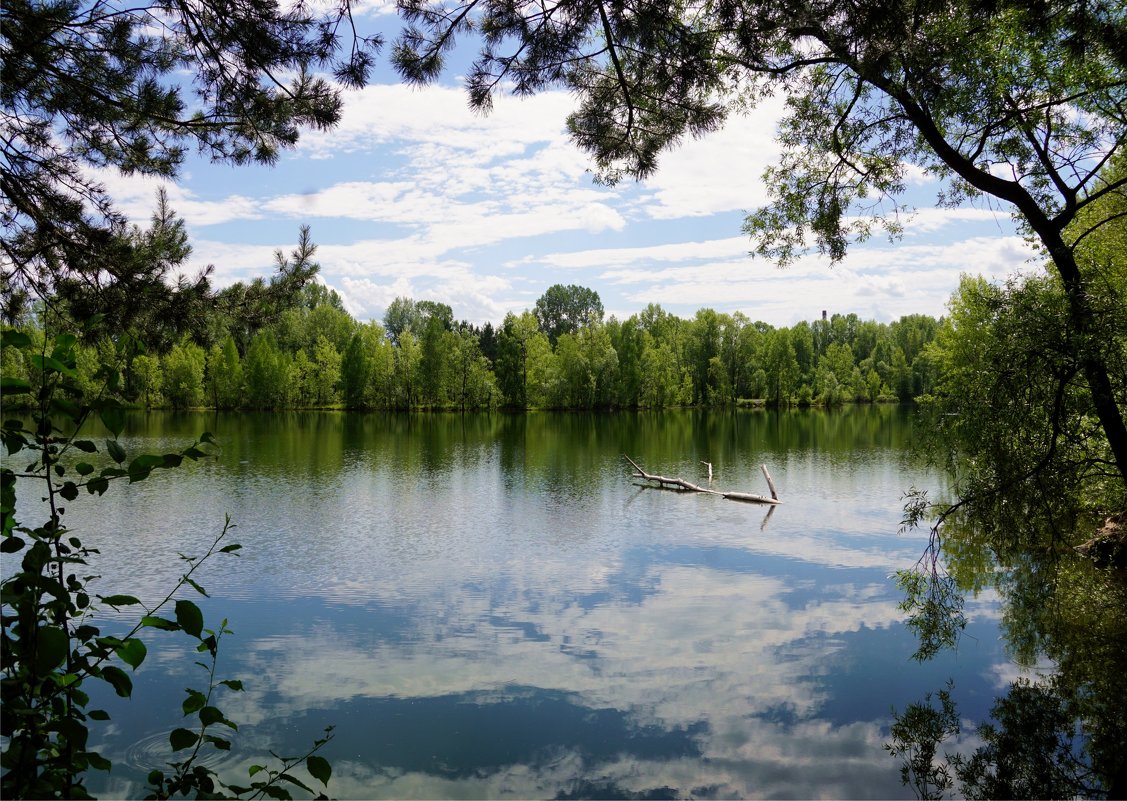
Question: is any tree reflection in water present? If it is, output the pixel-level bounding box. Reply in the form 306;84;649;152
889;511;1127;799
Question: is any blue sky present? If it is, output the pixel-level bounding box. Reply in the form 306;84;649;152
96;6;1040;329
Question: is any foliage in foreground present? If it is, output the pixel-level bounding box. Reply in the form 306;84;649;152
0;327;333;799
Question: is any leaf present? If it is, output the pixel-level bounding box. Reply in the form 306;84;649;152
51;396;82;420
140;615;180;631
88;709;110;721
115;638;147;670
185;577;209;597
2;535;25;553
101;665;133;697
60;481;79;501
182;689;207;715
73;440;98;453
219;543;243;554
105;439;126;464
99;594;141;607
30;352;76;377
33;625;70;674
86;476;110;495
219;679;244;691
1;377;32;394
199;706;226;727
307;755;332;786
99;406;126;438
86;751;112;771
203;734;232;750
175;599;204;638
249;765;265;777
169;727;198;751
75;462;94;475
131;452;165;469
1;330;32;349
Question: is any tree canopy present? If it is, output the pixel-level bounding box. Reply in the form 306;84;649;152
1;0;380;318
392;0;1127;485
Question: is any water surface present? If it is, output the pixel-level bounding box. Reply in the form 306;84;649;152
23;407;1010;798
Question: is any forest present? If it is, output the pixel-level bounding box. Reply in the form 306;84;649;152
1;210;941;413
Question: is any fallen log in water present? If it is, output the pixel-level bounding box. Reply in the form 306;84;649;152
624;455;782;505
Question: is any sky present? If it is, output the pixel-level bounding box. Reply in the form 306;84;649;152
97;8;1043;330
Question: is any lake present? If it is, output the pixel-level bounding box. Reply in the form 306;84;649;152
17;406;1016;798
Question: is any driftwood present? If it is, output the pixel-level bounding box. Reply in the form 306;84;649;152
625;455;781;505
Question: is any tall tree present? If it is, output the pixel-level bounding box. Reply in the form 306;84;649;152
533;284;604;345
2;0;378;314
392;0;1127;485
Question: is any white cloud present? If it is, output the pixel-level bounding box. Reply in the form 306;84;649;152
637;95;787;219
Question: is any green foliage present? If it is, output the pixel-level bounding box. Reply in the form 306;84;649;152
0;328;335;799
888;677;1110;800
2;0;378;319
163;337;206;409
533;284;604;345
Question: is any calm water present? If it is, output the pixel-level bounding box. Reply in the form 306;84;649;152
16;407;1014;798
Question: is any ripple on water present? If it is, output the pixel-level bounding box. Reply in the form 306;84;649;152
123;728;239;773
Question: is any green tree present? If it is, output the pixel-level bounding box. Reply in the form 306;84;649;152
341;332;371;409
309;336;342;406
163;337;205;409
2;0;377;316
244;332;288;409
395;331;422;409
207;336;245;410
132;353;163;409
533;284;604;345
393;0;1127;485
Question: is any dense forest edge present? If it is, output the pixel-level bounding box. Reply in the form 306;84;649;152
1;212;942;413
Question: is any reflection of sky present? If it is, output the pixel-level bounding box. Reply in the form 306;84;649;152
44;411;1009;799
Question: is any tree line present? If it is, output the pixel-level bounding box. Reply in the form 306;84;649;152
2;277;940;412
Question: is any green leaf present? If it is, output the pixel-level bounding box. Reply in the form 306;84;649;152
1;330;32;349
203;734;232;750
129;453;164;473
72;440;98;452
86;751;112;771
99;406;126;438
30;352;76;377
182;689;207;715
219;679;244;691
99;594;141;607
169;727;198;751
33;625;70;674
2;535;25;553
115;638;147;670
140;615;180;631
75;462;95;475
219;543;243;554
0;376;32;394
105;439;127;464
88;709;110;721
51;396;82;420
101;665;133;697
60;481;79;501
175;599;204;638
186;577;209;597
307;755;332;786
198;706;226;727
86;476;110;495
249;765;265;777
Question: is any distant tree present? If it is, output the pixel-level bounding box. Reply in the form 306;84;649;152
310;336;342;406
132;353;163;409
244;332;288;408
341;333;371;409
533;284;604;345
163;337;206;409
